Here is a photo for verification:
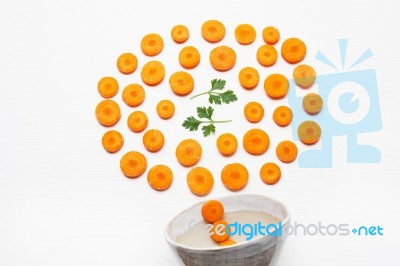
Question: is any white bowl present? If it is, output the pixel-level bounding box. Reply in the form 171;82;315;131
164;194;290;266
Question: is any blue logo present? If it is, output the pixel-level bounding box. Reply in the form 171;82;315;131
288;39;382;167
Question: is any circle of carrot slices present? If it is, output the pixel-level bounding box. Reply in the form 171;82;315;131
235;24;256;45
293;64;316;88
264;73;289;99
201;200;224;223
142;129;165;152
187;167;214;196
95;99;121;127
244;101;264;123
120;151;147;178
281;37;307;64
156;99;175;119
219;239;237;247
141;60;165;86
201;20;225;43
216;133;238;157
210;220;230;243
102;130;124;153
141;33;164;56
122;83;145;107
147;164;173;191
209;45;236;71
117;52;138;74
298;120;321;145
276;140;298;163
238;67;259;90
98;77;119;98
303;93;323;115
169;71;194;96
179;46;201;69
171;25;189;44
243;128;270;155
221;163;249;191
273;106;293;127
260;162;281;185
256;45;278;67
127;111;148;133
262;26;280;45
176;139;202;167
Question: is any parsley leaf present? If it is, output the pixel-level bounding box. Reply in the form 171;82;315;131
190;79;238;105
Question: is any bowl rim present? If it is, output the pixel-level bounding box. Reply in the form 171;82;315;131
164;193;291;251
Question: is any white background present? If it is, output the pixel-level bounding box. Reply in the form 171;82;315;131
1;0;399;265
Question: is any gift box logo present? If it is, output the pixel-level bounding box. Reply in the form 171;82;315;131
288;39;382;168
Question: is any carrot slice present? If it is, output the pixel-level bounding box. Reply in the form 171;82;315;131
122;83;145;107
120;151;147;178
187;167;214;196
244;101;264;123
147;164;173;191
176;139;202;167
141;33;164;56
209;45;236;71
142;129;165;152
171;25;189;44
216;133;238;157
293;64;316;88
202;200;224;223
256;45;278;67
221;163;249;191
260;162;281;185
243;128;270;155
102;130;124;153
201;20;225;43
219;239;237;247
264;73;289;99
117;53;138;74
127;111;148;133
238;67;259;90
95;99;121;127
156;99;175;119
98;77;119;98
169;71;194;96
262;26;280;45
281;37;307;64
235;24;256;45
276;140;298;163
210;220;230;243
303;93;323;115
179;46;201;69
298;120;321;145
141;61;165;86
273;106;293;127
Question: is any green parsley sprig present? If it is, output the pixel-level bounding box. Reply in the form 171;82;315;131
190;79;238;105
182;106;232;137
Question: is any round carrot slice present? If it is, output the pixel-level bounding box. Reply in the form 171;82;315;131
95;99;121;127
122;84;145;107
156;99;175;119
202;200;224;223
293;64;316;88
276;140;298;163
244;101;264;123
264;73;289;99
235;24;256;45
256;45;278;67
273;106;293;127
102;130;124;153
219;239;237;247
176;139;202;167
127;111;148;133
243;128;270;155
210;220;230;243
187;167;214;196
201;20;225;43
303;93;323;115
142;129;165;152
262;26;280;45
147;164;173;191
209;45;236;71
298;120;321;145
281;37;307;64
141;61;165;86
260;162;281;185
117;53;138;74
179;46;200;69
98;77;119;98
171;25;189;44
238;67;259;90
169;71;194;96
217;133;238;157
141;33;164;56
221;163;249;191
120;151;147;178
